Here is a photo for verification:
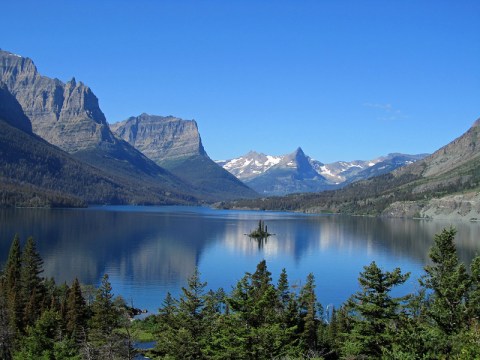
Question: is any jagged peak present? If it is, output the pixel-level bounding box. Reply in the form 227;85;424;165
472;118;480;128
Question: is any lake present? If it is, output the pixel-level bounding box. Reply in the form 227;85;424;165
1;206;479;313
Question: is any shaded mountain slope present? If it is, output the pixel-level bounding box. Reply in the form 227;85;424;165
112;114;257;201
0;83;195;207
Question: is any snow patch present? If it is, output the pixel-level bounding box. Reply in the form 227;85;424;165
266;155;281;166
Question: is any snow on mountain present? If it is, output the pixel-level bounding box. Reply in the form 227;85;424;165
217;150;428;195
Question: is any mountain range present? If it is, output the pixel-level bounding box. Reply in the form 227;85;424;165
1;48;478;219
225;119;480;220
0;49;256;205
217;148;426;195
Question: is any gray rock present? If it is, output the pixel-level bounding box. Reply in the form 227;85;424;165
0;50;115;153
111;113;206;164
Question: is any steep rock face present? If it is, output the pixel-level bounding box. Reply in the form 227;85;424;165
112;114;258;201
0;50;114;152
111;113;206;163
0;82;32;133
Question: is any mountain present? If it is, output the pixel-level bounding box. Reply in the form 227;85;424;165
218;149;426;195
227;148;331;195
111;114;258;201
0;49;201;204
0;83;195;207
224;118;480;220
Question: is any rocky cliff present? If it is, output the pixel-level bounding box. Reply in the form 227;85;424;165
111;113;206;163
0;50;114;152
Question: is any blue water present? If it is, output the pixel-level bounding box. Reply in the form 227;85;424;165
0;206;479;313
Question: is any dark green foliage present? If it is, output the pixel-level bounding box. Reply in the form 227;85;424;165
20;237;45;329
248;220;271;239
422;227;469;335
0;235;138;360
2;234;23;337
343;261;410;358
7;228;480;359
66;278;87;340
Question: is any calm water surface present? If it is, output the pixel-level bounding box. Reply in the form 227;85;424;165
1;206;479;313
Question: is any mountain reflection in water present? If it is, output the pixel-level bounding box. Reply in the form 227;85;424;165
1;206;479;312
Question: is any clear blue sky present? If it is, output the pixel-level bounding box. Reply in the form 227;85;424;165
1;0;479;163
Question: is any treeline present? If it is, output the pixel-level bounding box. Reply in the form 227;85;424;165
2;228;480;359
0;236;135;359
142;227;480;359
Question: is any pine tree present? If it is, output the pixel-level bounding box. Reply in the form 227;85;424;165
66;278;87;341
277;268;290;315
298;273;321;353
468;255;480;321
422;227;469;337
344;261;410;358
90;274;118;336
20;237;45;329
3;235;23;335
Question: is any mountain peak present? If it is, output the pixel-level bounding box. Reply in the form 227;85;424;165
0;49;114;152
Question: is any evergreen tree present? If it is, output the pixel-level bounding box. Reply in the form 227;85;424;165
298;273;321;353
13;309;80;360
277;268;290;316
468;255;480;321
3;235;23;336
344;261;410;359
66;278;87;341
89;274;128;359
20;237;45;329
421;227;469;345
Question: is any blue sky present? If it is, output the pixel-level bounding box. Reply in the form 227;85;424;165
1;1;479;163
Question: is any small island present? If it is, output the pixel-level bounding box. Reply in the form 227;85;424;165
247;220;273;239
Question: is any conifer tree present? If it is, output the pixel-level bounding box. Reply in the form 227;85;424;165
298;273;320;353
66;278;87;341
177;268;207;358
20;237;45;329
467;255;480;321
344;261;410;358
90;274;118;336
422;227;469;337
3;235;23;335
277;268;290;315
